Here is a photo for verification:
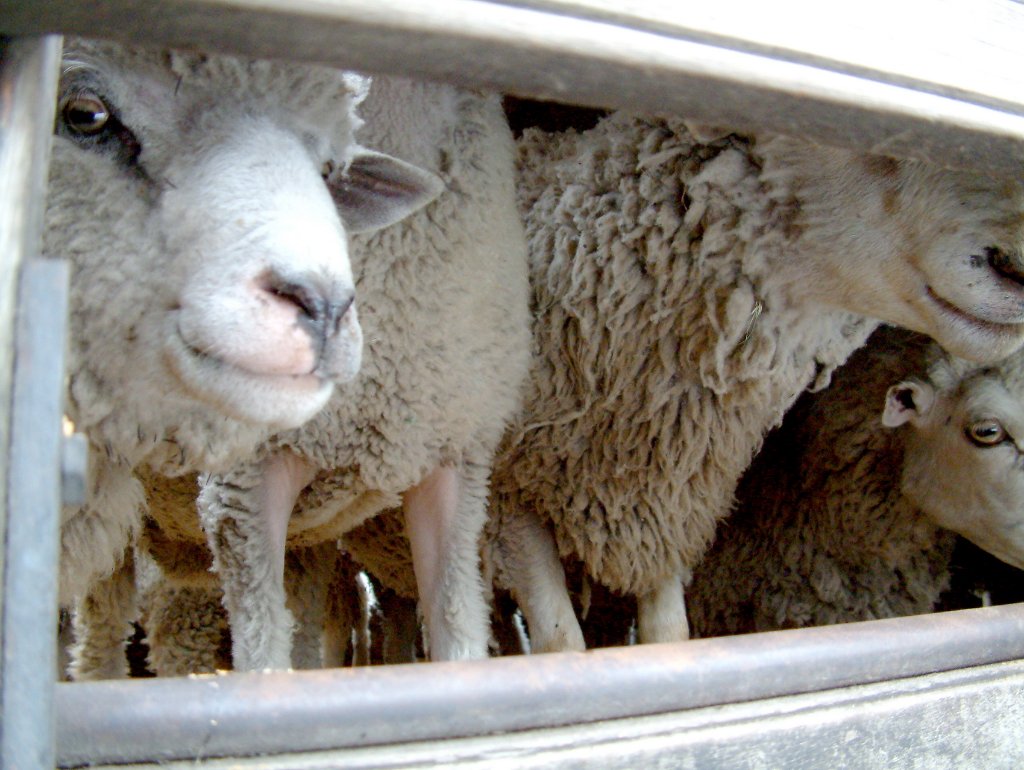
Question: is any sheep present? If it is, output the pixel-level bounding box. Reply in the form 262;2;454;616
135;542;361;675
686;325;1024;636
196;75;532;667
489;112;1024;650
70;469;364;676
48;39;441;677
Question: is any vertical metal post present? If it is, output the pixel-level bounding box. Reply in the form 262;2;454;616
0;34;65;769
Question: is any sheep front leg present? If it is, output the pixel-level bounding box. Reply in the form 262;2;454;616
403;463;490;661
322;554;368;667
637;572;689;644
200;452;315;671
67;549;137;680
286;543;342;669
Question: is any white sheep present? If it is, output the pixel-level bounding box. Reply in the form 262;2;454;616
48;39;439;677
71;467;369;676
197;76;532;667
490;112;1024;650
686;326;1024;635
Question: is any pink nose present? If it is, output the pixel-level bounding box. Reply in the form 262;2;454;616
227;271;356;377
263;274;356;343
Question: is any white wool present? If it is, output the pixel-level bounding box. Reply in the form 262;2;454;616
490;111;1024;648
50;39;443;676
688;326;1024;636
197;77;532;667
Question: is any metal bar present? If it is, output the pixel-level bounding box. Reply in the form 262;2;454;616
490;0;1024;116
0;33;64;770
0;33;62;640
0;1;1023;175
3;259;71;770
56;603;1024;766
68;659;1024;769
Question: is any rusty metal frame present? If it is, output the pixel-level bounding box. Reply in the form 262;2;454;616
0;2;1022;768
56;605;1024;765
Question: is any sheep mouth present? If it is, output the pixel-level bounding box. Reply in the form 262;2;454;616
174;327;325;388
167;325;331;425
925;287;1024;339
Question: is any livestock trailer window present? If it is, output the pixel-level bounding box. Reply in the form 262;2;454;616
2;2;1023;767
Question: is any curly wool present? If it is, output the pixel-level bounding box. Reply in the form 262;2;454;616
492;114;873;600
133;475;354;675
268;82;530;508
687;328;961;635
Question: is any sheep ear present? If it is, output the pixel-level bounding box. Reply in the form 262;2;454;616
882;380;935;428
328;150;445;234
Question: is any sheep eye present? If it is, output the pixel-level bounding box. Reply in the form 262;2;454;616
61;93;110;135
966;418;1007;446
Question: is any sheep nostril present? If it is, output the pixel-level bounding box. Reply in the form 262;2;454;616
329;292;356;335
268;279;327;323
986;246;1024;286
263;273;356;344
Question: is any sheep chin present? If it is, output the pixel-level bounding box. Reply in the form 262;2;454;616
164;325;334;430
921;287;1024;364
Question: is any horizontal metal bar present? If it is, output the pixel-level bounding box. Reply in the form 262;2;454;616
1;1;1023;175
493;0;1024;116
71;659;1024;769
56;603;1024;766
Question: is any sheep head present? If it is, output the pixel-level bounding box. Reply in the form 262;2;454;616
763;138;1024;364
882;350;1024;570
47;40;442;461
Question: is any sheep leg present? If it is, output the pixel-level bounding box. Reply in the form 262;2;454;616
321;593;354;668
68;549;137;680
57;609;74;681
376;585;420;664
497;509;585;653
201;451;315;671
286;543;341;670
637;573;689;643
142;584;230;676
403;463;490;661
352;572;374;666
490;588;527;656
322;554;368;667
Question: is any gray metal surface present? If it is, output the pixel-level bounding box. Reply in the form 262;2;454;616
0;1;1023;175
0;6;1020;768
3;258;71;769
57;604;1024;766
0;32;62;638
78;659;1024;769
0;33;64;770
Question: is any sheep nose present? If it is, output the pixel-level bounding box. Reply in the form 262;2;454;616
986;246;1024;286
266;274;355;342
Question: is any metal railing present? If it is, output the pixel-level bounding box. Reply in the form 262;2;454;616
2;2;1023;767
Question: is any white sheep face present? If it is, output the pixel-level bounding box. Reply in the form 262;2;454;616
767;140;1024;364
47;40;442;449
883;353;1024;569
